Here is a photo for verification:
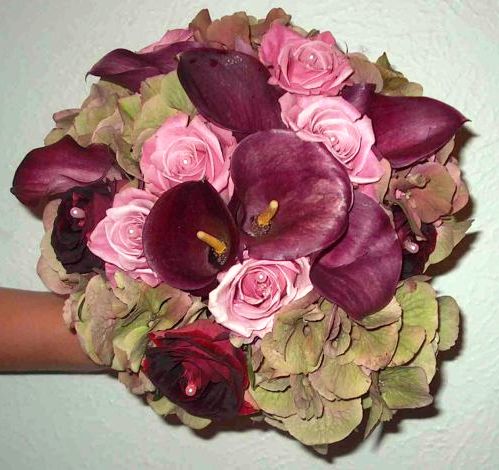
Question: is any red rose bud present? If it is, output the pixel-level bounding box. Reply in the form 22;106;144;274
143;320;251;420
51;182;115;274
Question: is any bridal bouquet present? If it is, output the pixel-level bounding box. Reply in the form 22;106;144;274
11;8;470;450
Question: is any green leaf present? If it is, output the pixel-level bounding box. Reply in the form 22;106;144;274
118;94;142;120
147;395;176;416
396;280;438;343
427;218;473;267
282;398;363;446
76;275;128;366
408;342;437;383
379;367;433;409
290;375;324;420
389;324;425;366
310;356;371;400
358;297;402;329
437;296;460;351
341;322;399;371
258;377;290;392
325;308;352;357
175;407;211;430
132;71;195;142
133;95;178;139
159;71;196;114
364;378;393;438
261;303;328;375
112;323;150;372
250;386;296;418
375;52;423;97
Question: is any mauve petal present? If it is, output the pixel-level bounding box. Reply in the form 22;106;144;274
342;84;467;168
88;42;200;92
143;181;239;291
231;130;352;260
310;192;402;320
11;135;115;207
178;48;284;134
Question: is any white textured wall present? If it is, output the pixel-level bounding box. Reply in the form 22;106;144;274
0;0;498;468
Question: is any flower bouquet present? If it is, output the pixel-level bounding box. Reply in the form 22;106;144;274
11;8;471;450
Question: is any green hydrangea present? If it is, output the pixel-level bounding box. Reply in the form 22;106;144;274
249;277;460;448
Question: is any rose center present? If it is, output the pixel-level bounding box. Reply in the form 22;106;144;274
295;43;332;71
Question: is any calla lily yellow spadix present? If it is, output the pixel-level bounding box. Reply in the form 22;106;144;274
196;231;228;256
256;200;279;228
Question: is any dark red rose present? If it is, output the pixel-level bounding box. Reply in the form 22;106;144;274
51;182;115;274
143;320;251;420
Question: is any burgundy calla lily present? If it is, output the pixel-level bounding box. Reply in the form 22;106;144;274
342;84;467;168
230;130;352;260
143;181;239;291
88;41;200;92
178;48;284;135
11;135;115;208
310;192;402;320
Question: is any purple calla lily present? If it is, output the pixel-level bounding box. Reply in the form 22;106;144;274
310;192;402;320
88;41;200;92
230;130;352;260
342;84;467;168
178;48;285;135
11;135;115;208
143;181;239;291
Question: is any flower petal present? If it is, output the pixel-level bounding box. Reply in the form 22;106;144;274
11;135;115;207
310;192;402;320
88;42;199;92
231;130;352;260
342;84;467;168
143;181;239;291
177;48;284;134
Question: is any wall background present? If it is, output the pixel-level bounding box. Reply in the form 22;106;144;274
0;0;498;468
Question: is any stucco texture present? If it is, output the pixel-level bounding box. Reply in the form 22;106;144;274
0;0;498;468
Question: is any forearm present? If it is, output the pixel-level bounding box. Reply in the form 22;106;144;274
0;288;104;372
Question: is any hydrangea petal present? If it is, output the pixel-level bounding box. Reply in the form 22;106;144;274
88;42;200;92
310;192;402;320
143;181;239;291
230;130;352;260
342;84;467;168
177;48;284;134
11;135;115;207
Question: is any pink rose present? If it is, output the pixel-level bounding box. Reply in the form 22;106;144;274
280;93;384;184
139;28;193;54
208;257;313;339
259;23;352;95
88;187;159;286
140;113;236;199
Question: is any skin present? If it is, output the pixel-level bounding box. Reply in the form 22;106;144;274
0;288;104;372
